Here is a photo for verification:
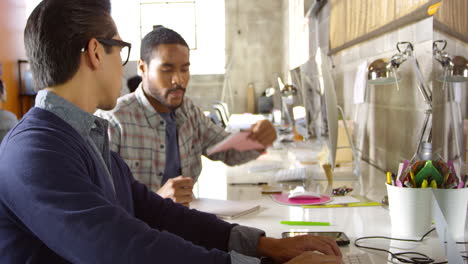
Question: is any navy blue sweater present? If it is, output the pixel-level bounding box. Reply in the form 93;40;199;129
0;108;234;263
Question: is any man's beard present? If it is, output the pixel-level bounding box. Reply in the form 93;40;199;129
153;84;185;111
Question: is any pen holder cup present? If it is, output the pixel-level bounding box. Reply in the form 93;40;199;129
432;188;468;241
386;184;433;238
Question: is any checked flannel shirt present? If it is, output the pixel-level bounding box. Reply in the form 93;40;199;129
95;85;262;192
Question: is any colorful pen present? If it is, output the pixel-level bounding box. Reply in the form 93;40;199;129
398;160;410;183
391;173;397;186
395;179;403;187
442;172;450;188
457;175;466;189
280;221;330;226
410;171;417;187
430;179;438;189
303;202;381;208
386;172;393;185
420;179;428;188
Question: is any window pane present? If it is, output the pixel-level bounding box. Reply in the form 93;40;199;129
112;0;225;74
140;1;197;49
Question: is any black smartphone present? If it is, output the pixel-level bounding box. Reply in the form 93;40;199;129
281;231;350;246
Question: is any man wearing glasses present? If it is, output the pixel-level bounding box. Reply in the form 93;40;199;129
96;26;278;206
0;0;342;263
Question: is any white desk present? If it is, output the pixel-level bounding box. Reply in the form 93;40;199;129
195;141;466;263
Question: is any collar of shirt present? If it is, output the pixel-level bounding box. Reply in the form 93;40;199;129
134;84;187;129
158;111;176;125
35;89;115;194
35;90;108;139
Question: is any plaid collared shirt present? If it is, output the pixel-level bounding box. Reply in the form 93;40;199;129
95;86;261;192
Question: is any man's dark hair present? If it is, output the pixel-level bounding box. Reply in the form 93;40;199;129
140;26;189;65
24;0;117;90
127;75;142;93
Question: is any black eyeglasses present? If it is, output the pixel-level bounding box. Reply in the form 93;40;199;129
81;38;132;66
97;38;132;66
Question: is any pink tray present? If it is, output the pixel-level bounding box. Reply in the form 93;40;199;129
271;193;332;206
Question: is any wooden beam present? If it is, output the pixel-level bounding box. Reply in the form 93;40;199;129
328;0;440;55
434;20;468;44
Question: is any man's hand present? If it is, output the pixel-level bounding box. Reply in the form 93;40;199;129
156;176;194;206
286;251;344;264
249;120;277;147
256;235;342;263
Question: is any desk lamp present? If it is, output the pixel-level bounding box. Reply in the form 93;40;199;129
433;40;468;83
277;77;298;128
368;41;433;162
433;39;467;163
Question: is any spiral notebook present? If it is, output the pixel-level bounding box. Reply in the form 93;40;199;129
190;198;260;219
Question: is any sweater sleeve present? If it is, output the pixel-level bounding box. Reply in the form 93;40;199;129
0;129;231;264
121;153;237;252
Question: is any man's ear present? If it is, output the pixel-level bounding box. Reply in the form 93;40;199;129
84;38;103;70
138;59;147;75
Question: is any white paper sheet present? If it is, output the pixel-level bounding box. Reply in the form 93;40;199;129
207;131;264;155
327;196;360;205
190;198;260;219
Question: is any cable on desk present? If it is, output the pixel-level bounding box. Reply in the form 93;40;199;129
354;228;468;264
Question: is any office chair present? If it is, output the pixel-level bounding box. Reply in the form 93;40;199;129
212;101;230;128
208;110;223;127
